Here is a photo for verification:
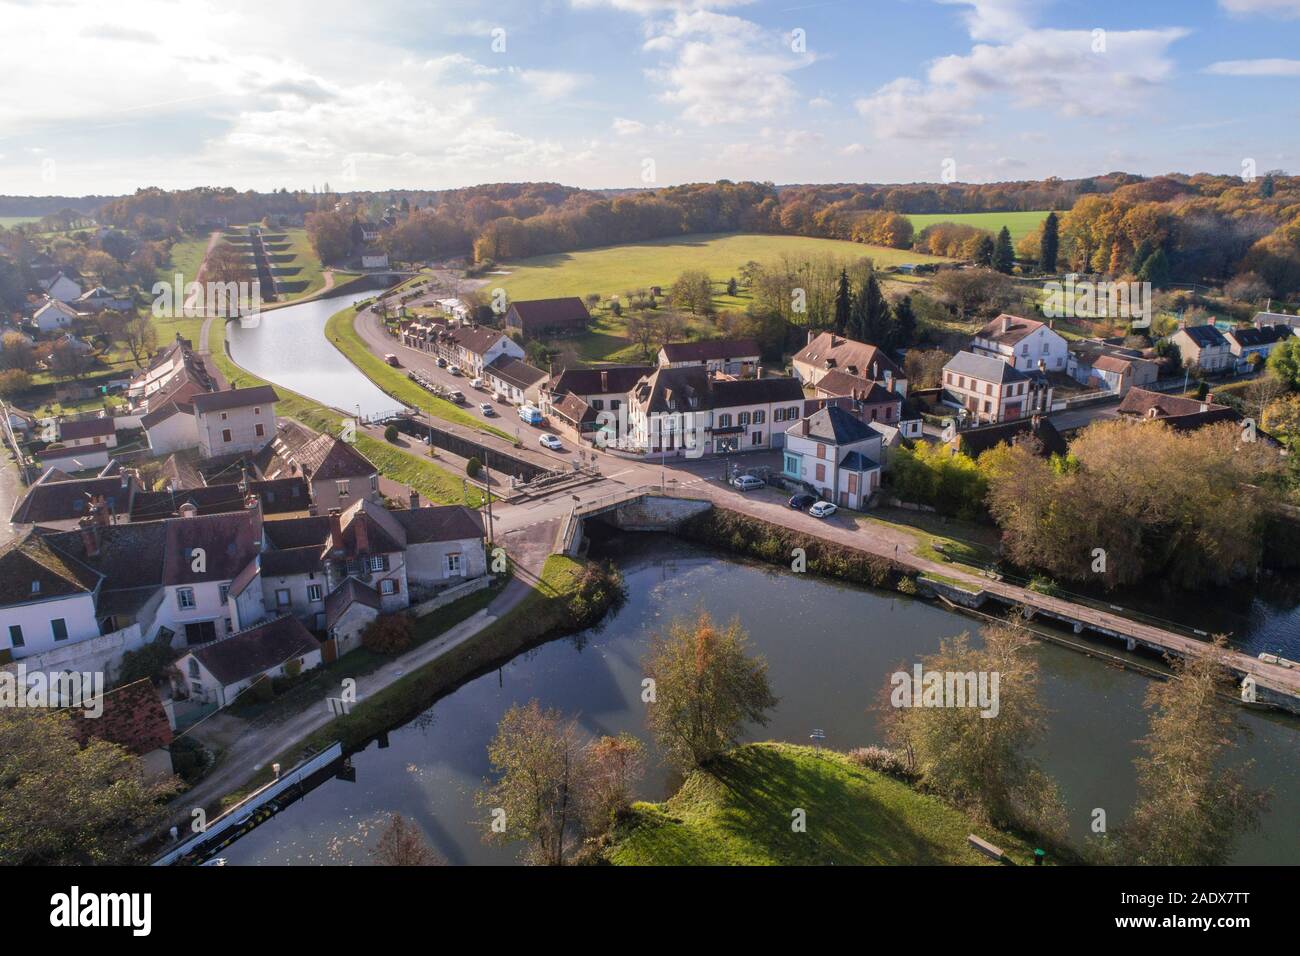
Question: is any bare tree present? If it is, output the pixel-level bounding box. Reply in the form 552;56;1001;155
371;813;441;866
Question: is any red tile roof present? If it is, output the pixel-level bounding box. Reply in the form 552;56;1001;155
68;678;172;756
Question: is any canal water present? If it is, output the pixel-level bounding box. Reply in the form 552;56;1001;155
220;535;1300;866
225;281;395;418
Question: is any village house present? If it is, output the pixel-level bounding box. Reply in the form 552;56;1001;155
1225;325;1295;372
1170;324;1232;374
658;338;762;376
941;350;1053;425
10;468;135;531
792;331;908;396
971;314;1069;373
947;415;1068;460
1252;310;1300;331
809;369;904;425
0;532;104;659
58;416;117;449
128;475;310;522
38;271;82;304
781;405;883;510
68;678;175;781
29;297;79;333
191;385;279;458
1116;387;1240;431
38;441;110;474
1067;339;1161;395
177;614;322;709
626;365;806;455
401;321;525;377
503;297;590;339
484;355;549;405
254;421;380;513
157;503;264;647
543;365;655;416
75;286;133;312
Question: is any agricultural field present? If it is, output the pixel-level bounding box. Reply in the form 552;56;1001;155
907;210;1051;242
0;216;41;228
484;232;948;304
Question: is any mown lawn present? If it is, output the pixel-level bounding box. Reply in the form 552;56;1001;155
907;210;1051;243
323;305;514;441
485;232;948;304
607;743;1045;866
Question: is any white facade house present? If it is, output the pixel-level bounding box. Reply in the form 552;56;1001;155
793;331;908;396
41;273;83;304
141;402;198;455
178;615;322;708
191;385;279;458
781;406;884;510
971;314;1069;373
941;351;1053;425
30;298;79;333
1171;325;1233;374
658;339;761;376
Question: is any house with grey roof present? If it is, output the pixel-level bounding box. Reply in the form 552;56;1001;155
191;385;279;458
176;614;322;709
941;350;1053;425
781;405;883;510
1170;324;1232;374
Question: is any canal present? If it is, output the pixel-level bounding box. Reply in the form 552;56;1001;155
220;534;1300;866
225;281;396;418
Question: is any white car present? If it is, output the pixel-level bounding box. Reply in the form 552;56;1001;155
470;377;485;389
730;474;764;491
479;402;495;416
448;364;462;376
539;434;564;451
809;501;838;518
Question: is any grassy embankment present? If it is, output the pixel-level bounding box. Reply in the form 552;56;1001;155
323;304;515;441
607;743;1046;866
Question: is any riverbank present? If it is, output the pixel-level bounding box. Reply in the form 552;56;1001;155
606;742;1050;866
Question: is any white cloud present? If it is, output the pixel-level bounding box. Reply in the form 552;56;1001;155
612;117;648;135
573;0;754;11
809;96;832;109
1206;58;1300;75
642;10;813;125
1218;0;1300;17
516;69;590;100
840;143;866;155
855;3;1188;141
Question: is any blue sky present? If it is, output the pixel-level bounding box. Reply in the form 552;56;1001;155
1;0;1298;194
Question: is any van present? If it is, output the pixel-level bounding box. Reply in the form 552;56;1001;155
518;404;543;426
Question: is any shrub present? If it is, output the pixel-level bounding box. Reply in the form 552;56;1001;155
245;675;275;703
384;423;400;443
169;737;209;785
362;613;415;654
115;642;177;687
848;745;916;780
466;457;482;478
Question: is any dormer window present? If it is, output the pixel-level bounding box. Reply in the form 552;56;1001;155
31;581;40;594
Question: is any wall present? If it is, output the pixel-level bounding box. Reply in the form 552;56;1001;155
408;574;491;617
0;622;146;682
599;496;712;532
197;403;277;458
405;537;488;588
394;418;548;481
2;593;101;658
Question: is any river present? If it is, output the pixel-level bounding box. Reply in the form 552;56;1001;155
225;282;396;418
219;534;1300;866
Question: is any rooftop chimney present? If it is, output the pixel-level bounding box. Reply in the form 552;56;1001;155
78;515;100;558
801;417;810;436
1002;316;1010;334
328;508;343;554
601;370;609;392
90;495;111;527
354;514;370;554
178;501;198;518
245;493;263;546
409;488;420;510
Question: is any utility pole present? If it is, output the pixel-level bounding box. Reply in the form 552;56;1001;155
484;463;494;546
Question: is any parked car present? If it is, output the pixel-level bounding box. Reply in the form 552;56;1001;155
446;390;465;404
448;364;462;376
788;493;816;510
479;402;495;416
730;474;764;491
809;501;837;518
470;377;485;389
539;434;563;451
435;356;447;368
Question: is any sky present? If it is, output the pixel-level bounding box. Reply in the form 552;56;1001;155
1;0;1298;195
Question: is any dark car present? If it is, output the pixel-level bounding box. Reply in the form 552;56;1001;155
788;493;816;510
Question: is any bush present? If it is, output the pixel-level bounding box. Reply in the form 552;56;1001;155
169;737;210;785
115;641;177;687
848;746;916;780
244;675;275;703
466;457;482;478
384;423;400;443
362;613;415;654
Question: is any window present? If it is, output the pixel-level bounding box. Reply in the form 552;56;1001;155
816;443;826;459
815;462;826;482
784;454;800;476
336;480;350;498
221;412;228;421
370;474;378;492
592;399;604;410
611;400;620;410
1021;344;1029;355
738;412;750;426
254;406;261;415
445;552;463;575
275;589;290;607
51;618;68;642
191;681;202;694
219;584;230;604
716;413;731;428
754;410;765;424
177;587;196;610
8;625;23;649
369;554;388;572
221;428;233;443
255;423;265;438
751;431;762;446
307;584;323;602
188;659;199;678
380;579;397;595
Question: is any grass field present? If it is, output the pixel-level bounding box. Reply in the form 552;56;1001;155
0;216;41;228
607;743;1046;866
907;210;1051;242
485;232;949;303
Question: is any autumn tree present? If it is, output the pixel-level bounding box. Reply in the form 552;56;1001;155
586;733;645;826
669;270;713;315
625;310;657;360
883;623;1066;836
1109;640;1269;865
371;813;442;866
642;611;778;772
1267;336;1300;389
120;313;158;368
0;709;176;864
